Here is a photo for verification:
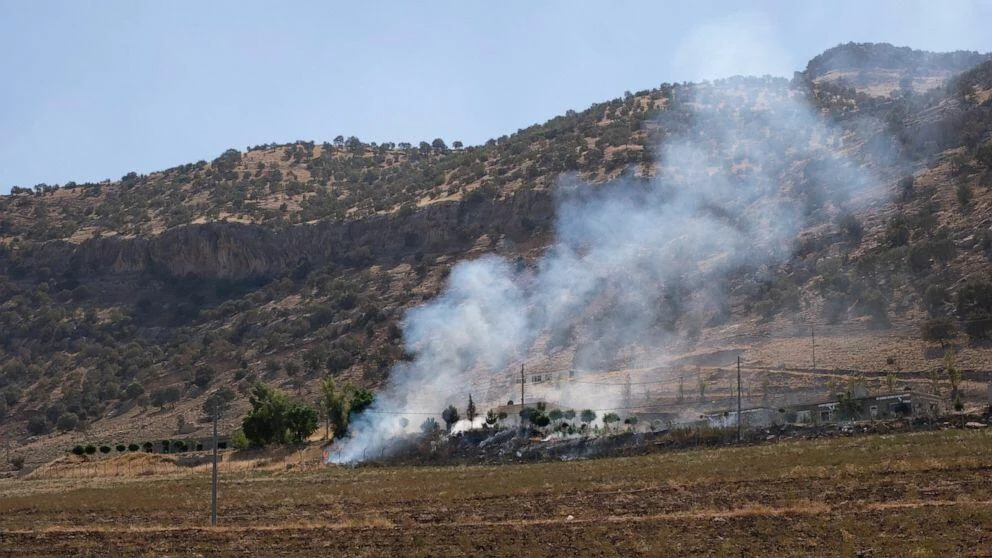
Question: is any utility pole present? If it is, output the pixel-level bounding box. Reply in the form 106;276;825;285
210;396;218;527
737;356;743;442
520;364;525;409
811;326;816;370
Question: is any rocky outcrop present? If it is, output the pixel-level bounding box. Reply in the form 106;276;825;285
27;189;555;281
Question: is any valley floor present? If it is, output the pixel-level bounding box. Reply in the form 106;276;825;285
1;429;992;556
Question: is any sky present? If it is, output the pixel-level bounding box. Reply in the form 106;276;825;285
2;0;991;191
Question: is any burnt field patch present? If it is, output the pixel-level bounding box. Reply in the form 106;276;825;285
1;429;992;556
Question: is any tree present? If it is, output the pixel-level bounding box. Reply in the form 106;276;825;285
431;138;448;151
923;285;951;315
242;383;316;447
603;412;621;428
56;412;79;432
303;346;328;377
957;281;992;339
26;416;47;435
150;386;181;409
350;388;375;415
203;387;236;419
466;394;477;424
192;366;215;388
945;351;963;406
123;382;145;400
441;404;460;432
921;317;957;348
285;404;319;443
420;416;440;434
580;409;596;424
452;140;463;150
836;391;860;420
485;409;498;427
319;377;351;440
957;182;972;208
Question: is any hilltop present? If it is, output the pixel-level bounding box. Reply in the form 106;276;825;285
2;43;992;467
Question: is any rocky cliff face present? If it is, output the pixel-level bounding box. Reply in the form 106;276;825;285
23;189;555;282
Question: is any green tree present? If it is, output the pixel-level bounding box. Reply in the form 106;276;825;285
285;404;319;443
441;404;460;431
350;387;375;415
945;351;963;406
56;412;79;432
580;409;596;424
603;412;621;428
921;317;957;348
241;384;285;447
466;394;477;424
319;377;351;440
150;386;181;409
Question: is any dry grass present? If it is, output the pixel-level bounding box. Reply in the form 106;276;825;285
2;429;992;555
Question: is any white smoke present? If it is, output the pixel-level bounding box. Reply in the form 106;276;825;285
329;77;891;464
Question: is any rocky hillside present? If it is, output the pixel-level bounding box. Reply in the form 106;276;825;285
2;43;992;462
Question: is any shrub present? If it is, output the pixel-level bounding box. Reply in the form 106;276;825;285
116;444;126;452
71;445;84;456
9;455;24;471
123;382;145;400
192;366;215;388
922;317;957;347
56;412;79;432
923;284;951;314
127;443;140;452
230;428;249;450
84;445;97;455
956;280;992;339
150;386;182;409
99;445;111;454
957;182;972;207
26;416;47;435
142;442;153;453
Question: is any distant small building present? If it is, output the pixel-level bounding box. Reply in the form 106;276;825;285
702;407;780;429
783;390;944;424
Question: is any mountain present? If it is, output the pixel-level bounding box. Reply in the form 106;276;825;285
805;41;990;96
2;43;992;466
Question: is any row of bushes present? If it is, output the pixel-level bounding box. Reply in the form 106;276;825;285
69;438;216;456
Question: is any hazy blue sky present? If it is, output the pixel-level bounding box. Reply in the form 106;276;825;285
2;0;991;191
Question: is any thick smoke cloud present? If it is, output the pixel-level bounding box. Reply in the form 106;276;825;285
329;79;888;464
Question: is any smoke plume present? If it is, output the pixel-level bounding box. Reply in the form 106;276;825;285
329;76;892;464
